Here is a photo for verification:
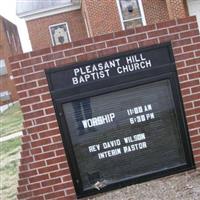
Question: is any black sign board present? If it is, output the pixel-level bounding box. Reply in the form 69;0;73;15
46;43;195;198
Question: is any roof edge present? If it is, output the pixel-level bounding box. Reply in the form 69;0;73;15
17;4;81;21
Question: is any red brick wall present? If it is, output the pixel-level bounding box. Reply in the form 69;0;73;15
166;0;188;19
25;0;190;50
82;0;122;37
142;0;170;24
26;10;88;50
81;0;189;37
10;16;200;200
0;16;22;103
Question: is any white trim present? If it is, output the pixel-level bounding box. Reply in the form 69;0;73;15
49;22;71;46
123;16;143;23
19;5;81;21
138;0;146;25
116;0;125;30
82;11;91;37
0;131;22;142
6;30;11;43
12;34;17;52
116;0;146;30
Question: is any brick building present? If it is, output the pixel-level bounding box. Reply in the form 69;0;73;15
16;0;199;50
11;0;200;199
0;16;22;105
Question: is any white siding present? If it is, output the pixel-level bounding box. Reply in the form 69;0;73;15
187;0;200;28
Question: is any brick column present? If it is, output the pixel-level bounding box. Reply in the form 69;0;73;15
82;0;122;37
166;0;188;19
9;16;200;200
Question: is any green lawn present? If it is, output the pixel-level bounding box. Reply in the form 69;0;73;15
0;103;23;137
0;102;23;199
0;138;21;200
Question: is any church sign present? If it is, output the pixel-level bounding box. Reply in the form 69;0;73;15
46;43;195;198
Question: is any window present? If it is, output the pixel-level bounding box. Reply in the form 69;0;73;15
62;80;187;192
12;34;17;52
6;30;11;44
117;0;146;29
49;22;71;46
0;59;7;75
0;91;11;102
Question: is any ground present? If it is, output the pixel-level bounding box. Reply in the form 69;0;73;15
88;170;200;200
0;138;21;200
0;103;23;137
0;103;22;200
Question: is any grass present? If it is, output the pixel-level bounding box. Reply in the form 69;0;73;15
0;137;21;200
0;102;23;199
0;102;23;137
0;138;21;155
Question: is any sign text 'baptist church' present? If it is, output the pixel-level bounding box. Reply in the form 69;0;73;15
72;53;152;85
